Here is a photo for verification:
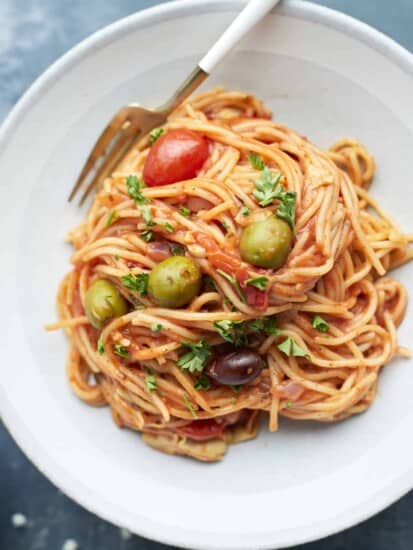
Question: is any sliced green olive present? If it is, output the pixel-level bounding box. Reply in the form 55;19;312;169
147;256;201;308
239;216;292;269
85;279;128;328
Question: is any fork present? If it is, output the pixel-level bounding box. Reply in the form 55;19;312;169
69;0;280;205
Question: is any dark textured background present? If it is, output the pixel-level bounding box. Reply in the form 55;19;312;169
1;1;412;549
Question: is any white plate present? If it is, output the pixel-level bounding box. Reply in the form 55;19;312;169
1;1;412;549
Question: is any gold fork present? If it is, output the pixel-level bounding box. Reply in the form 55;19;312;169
68;0;280;205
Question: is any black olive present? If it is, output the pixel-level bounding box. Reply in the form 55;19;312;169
205;348;264;386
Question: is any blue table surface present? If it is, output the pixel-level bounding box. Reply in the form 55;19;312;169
1;1;412;549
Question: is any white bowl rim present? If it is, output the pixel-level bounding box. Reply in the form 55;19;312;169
0;1;412;549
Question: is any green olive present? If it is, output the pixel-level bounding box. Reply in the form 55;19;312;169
239;216;292;269
85;279;128;328
147;256;201;308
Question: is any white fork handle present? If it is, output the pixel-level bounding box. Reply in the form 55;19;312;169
199;0;281;74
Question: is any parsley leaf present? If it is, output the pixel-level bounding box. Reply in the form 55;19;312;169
278;337;310;359
177;340;211;374
248;153;265;171
97;338;105;355
312;315;330;333
216;269;247;304
214;320;248;347
121;273;148;296
106;209;117;227
145;374;157;392
149;127;164;145
253;166;282;207
114;254;120;261
151;323;163;332
179;206;191;217
276;190;297;231
140;230;153;242
248;316;280;336
114;344;129;358
252;163;297;230
231;385;241;393
126;174;145;201
171;244;185;256
183;393;198;419
126;175;154;226
194;374;211;391
285;400;293;409
204;276;217;291
141;204;154;226
163;222;174;233
245;276;269;290
240;205;251;217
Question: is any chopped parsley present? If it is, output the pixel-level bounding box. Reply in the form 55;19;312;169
253;166;282;206
177;340;211;374
214;320;247;347
194;374;211;391
141;204;153;226
216;269;246;304
145;374;157;392
221;220;230;230
114;254;120;261
240;205;251;217
248;316;280;336
276;190;297;231
163;222;174;233
278;337;310;359
171;244;185;256
204;276;217;291
179;206;191;217
312;315;330;333
140;230;153;242
97;338;105;355
106;209;117;227
248;153;265;171
126;174;145;201
121;273;148;296
245;276;269;290
126;175;154;226
114;344;129;358
183;393;198;419
252;162;297;230
151;323;163;332
149;127;164;145
285;400;293;409
231;385;242;393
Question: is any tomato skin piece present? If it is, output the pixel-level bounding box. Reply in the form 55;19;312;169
236;268;269;311
143;129;209;187
177;419;225;441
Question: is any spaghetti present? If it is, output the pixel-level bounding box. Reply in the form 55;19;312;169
48;88;412;461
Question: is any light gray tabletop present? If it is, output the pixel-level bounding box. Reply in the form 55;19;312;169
1;2;412;549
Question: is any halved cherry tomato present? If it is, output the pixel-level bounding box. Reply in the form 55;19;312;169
143;129;209;187
177;419;225;441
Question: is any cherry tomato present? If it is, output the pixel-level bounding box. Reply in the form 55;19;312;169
177;419;225;441
143;129;209;187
